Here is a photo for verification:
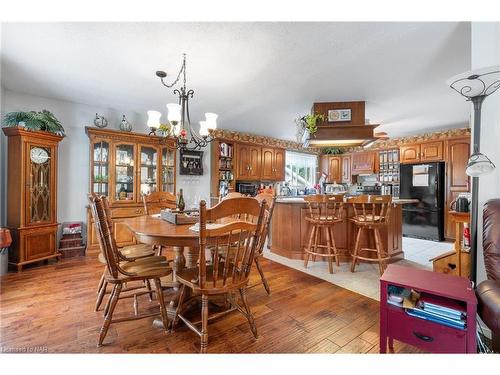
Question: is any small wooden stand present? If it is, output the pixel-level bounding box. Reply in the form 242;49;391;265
449;211;471;278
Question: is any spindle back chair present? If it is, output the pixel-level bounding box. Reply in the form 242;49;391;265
143;191;177;215
348;195;392;275
88;194;172;346
172;197;266;353
302;194;345;274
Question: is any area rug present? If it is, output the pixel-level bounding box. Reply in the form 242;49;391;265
262;249;429;301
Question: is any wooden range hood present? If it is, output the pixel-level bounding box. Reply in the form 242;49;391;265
305;101;381;147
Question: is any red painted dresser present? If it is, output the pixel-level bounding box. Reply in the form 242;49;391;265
380;264;477;353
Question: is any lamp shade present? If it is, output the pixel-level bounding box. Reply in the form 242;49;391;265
204;112;218;129
147;110;161;129
199;121;209;137
446;65;500;99
166;103;182;124
466;152;496;177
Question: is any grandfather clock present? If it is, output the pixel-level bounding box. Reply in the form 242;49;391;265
2;127;64;271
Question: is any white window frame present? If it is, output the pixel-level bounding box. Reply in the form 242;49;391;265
285;151;317;188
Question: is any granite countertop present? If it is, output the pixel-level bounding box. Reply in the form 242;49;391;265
275;197;419;205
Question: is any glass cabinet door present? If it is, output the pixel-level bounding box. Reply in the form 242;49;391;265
114;143;135;201
139;145;158;197
27;144;53;225
92;140;109;196
161;147;175;193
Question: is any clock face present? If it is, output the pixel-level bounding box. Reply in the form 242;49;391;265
30;147;49;164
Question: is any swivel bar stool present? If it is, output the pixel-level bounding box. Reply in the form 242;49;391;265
303;194;344;274
349;195;392;275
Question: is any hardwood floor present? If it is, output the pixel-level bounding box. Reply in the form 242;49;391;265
0;255;422;353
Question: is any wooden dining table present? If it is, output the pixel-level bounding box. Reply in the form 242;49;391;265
125;214;243;325
124;214;201;320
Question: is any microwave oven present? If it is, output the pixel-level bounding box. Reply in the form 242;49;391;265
236;182;258;196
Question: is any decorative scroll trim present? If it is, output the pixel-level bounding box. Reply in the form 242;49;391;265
347;127;471;152
210;129;320;154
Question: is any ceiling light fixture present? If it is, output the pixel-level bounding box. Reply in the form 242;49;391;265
446;65;500;284
148;54;217;150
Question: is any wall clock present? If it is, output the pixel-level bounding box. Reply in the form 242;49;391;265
30;147;49;164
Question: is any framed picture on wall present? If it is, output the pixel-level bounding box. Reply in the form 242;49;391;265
328;109;351;122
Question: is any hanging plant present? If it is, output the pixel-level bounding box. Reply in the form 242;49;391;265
295;113;325;135
2;110;65;136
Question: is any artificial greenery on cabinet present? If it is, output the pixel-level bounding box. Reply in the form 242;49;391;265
2;110;65;136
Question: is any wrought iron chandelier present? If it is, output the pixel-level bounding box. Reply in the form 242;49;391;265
147;54;217;150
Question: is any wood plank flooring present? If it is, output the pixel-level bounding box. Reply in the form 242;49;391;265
0;255;422;353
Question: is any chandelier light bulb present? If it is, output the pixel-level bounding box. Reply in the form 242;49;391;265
166;103;182;124
146;110;161;129
204;113;218;130
199;121;209;137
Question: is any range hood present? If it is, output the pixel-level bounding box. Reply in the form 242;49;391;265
304;101;383;148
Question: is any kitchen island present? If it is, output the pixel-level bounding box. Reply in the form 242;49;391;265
269;196;417;262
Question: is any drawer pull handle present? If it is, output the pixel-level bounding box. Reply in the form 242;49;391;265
413;331;433;342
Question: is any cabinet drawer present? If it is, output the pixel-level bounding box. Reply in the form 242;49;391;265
387;307;466;353
111;206;145;218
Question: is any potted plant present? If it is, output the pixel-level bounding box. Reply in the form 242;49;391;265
295;113;325;143
2;110;65;136
322;147;344;155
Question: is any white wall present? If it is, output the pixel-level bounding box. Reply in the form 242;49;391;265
471;22;500;283
0;89;211;228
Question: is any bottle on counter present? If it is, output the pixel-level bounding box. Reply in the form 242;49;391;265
177;188;185;212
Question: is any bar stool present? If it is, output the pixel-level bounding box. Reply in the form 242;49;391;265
349;195;392;275
303;195;344;274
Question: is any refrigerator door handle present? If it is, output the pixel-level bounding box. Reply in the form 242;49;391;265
434;175;438;208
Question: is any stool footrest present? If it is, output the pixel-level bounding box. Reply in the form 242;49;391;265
352;255;390;262
304;250;338;258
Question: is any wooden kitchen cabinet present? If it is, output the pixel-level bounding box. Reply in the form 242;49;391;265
421;141;444;162
351;151;376;175
341;154;352;183
329;156;342;183
400;144;421;164
444;137;470;239
236;143;261;180
261;147;285;181
261;147;275;180
274;148;285;181
400;141;444;164
320;155;342;182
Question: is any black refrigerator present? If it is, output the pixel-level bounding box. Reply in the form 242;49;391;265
400;162;445;241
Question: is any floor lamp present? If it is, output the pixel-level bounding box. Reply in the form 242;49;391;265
447;65;500;285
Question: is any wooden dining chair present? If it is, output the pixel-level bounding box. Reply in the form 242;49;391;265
142;191;177;257
94;195;158;312
172;197;266;353
219;191;244;202
88;194;172;346
251;192;277;295
143;191;177;215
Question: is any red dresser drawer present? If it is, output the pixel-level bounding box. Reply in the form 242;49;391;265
387;307;466;353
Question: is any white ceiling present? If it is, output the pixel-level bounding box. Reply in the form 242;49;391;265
1;22;471;140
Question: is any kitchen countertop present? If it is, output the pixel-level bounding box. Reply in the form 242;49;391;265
275;196;419;205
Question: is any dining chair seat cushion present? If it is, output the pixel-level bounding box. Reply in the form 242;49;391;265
176;264;246;294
